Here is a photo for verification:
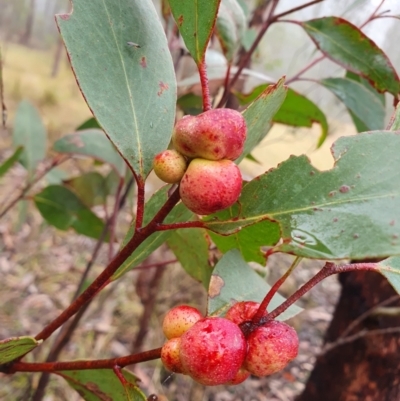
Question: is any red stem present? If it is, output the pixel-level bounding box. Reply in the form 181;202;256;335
266;262;380;320
217;0;280;108
156;220;205;231
272;0;324;20
34;188;181;342
253;257;300;323
8;348;162;373
198;59;211;111
135;178;146;230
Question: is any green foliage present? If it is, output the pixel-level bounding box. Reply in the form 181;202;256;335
0;337;41;365
34;185;107;240
53;130;126;177
301;17;400;96
167;227;213;287
12;100;47;177
168;0;221;64
205;132;400;260
239;77;287;162
56;0;177;179
58;369;146;401
0;146;23;178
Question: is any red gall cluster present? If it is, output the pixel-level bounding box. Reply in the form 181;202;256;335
153;109;246;215
160;302;299;386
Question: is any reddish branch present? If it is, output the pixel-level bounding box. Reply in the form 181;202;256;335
34;187;181;343
6;348;162;373
267;262;381;320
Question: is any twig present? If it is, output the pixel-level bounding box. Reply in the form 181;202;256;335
266;262;381;320
253;257;302;323
135;179;146;230
0;155;70;219
131;267;166;354
31;177;135;401
285;55;325;84
33;187;181;343
6;348;162;373
321;327;400;355
359;0;385;28
337;294;400;340
156;220;204;231
272;0;324;20
216;0;280;108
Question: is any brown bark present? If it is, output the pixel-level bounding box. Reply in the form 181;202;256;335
297;271;400;401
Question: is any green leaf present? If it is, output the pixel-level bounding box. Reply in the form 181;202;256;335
167;228;213;288
273;88;328;147
76;117;101;131
204;131;400;260
111;186;192;280
239;78;287;163
58;369;146;401
177;93;203;116
12;100;46;177
168;0;221;64
208;205;280;264
378;257;400;295
301;17;400;96
53;130;126;177
321;77;385;132
0;146;23;178
34;185;107;240
0;336;41;364
56;0;176;179
64;172;108;207
387;103;400;131
207;250;302;320
215;0;246;62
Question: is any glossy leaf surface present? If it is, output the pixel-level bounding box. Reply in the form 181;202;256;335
321;77;385;132
204;132;400;260
12;100;46;177
56;0;176;179
0;336;41;364
301;17;400;96
239;78;287;162
53;130;126;177
168;0;221;64
208;250;302;320
58;369;146;401
111;187;192;280
207;205;280;264
0;146;23;178
167;227;213;287
34;185;106;240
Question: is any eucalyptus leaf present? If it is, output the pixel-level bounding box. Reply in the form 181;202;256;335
56;0;176;179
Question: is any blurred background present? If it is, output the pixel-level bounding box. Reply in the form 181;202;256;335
1;1;400;400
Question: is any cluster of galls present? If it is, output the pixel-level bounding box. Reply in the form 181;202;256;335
160;303;299;386
153;109;246;215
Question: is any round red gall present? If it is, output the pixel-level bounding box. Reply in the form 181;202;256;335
244;320;299;377
161;337;186;374
179;159;242;215
225;301;267;325
153;149;187;184
180;317;247;386
162;305;203;340
172;108;247;161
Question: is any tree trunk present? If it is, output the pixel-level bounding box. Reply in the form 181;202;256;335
297;271;400;401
